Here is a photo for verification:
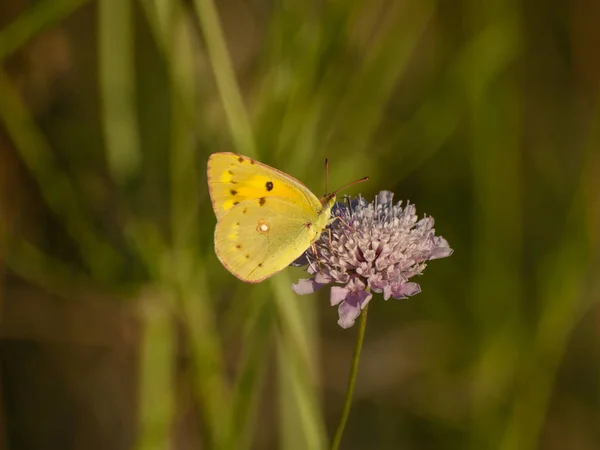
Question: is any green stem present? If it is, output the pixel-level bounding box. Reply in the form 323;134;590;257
330;304;369;450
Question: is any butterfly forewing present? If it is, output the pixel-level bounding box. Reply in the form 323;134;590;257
207;152;322;220
214;197;328;282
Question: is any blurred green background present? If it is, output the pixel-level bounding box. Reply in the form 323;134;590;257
0;0;599;449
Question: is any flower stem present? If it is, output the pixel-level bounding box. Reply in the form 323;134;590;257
330;304;369;450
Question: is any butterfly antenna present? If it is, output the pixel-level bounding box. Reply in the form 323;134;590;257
332;176;369;195
325;158;330;193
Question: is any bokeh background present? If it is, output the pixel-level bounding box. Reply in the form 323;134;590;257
1;0;599;449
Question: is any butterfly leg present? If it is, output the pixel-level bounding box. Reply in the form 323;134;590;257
307;255;319;274
311;242;320;259
309;242;325;273
336;216;355;231
327;215;355;232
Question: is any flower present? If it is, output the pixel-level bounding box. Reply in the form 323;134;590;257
292;191;453;328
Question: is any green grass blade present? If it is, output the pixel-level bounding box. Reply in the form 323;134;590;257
136;292;176;450
0;0;91;62
228;295;274;450
325;0;436;155
272;274;327;450
99;0;142;182
499;98;600;450
176;267;232;449
192;0;256;156
0;68;123;281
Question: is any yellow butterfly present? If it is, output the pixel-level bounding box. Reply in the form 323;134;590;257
207;152;367;283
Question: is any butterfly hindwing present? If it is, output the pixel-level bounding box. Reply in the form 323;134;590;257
207;152;322;220
214;197;323;283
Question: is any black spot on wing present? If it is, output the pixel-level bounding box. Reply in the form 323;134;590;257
258;263;263;267
238;157;244;163
230;189;238;196
259;197;266;206
236;244;242;249
266;181;274;191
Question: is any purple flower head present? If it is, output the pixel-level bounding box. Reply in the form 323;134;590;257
292;191;453;329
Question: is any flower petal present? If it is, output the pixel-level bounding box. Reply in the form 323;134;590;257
430;237;453;259
391;281;421;299
330;286;349;306
315;272;333;284
292;279;325;295
337;290;373;328
377;190;394;205
337;301;362;329
382;284;393;300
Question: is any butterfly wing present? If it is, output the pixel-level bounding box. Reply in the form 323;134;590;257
214;197;327;283
207;152;322;220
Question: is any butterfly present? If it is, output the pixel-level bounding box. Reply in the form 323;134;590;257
207;152;367;283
